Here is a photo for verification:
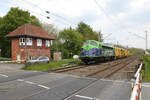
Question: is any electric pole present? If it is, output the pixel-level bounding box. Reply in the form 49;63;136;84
145;30;148;51
98;30;102;42
117;41;119;46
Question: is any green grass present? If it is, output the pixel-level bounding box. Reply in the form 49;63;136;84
142;55;150;82
22;59;82;71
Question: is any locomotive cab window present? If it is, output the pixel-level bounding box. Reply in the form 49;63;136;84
90;41;98;46
83;42;89;46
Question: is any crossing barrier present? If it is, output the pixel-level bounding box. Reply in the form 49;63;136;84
130;63;143;100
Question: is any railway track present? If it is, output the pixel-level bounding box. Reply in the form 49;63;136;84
49;64;89;73
86;56;137;79
48;58;123;73
48;56;138;80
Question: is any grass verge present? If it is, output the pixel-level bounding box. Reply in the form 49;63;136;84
22;59;82;71
142;55;150;82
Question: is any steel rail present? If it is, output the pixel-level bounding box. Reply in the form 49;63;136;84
86;56;135;78
104;58;136;78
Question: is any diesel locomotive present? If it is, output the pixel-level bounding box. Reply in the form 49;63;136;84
80;40;130;64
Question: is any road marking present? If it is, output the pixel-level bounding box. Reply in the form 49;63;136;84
17;79;50;89
142;84;150;88
25;81;36;85
100;79;132;84
0;74;8;77
75;95;99;100
38;84;50;89
64;80;98;100
17;79;24;81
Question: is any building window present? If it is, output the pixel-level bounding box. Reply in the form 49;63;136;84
50;40;53;45
29;56;34;60
46;40;50;47
19;38;25;46
27;38;32;46
37;39;42;46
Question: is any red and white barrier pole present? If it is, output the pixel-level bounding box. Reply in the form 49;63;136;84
130;63;143;100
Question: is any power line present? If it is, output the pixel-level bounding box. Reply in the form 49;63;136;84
1;1;50;19
1;0;69;25
21;0;76;25
93;0;134;46
94;0;118;27
94;0;112;21
128;31;148;50
21;7;68;25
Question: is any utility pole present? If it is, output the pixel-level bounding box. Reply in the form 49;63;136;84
98;30;102;42
145;30;148;51
117;41;119;46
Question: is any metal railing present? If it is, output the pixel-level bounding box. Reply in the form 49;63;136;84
0;60;25;63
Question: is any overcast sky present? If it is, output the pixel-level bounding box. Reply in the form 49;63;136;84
0;0;150;49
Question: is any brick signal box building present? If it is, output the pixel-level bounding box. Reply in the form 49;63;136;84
6;24;55;61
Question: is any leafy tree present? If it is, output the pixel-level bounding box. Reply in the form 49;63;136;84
76;21;98;41
128;48;144;55
0;7;41;57
41;23;58;36
58;28;83;58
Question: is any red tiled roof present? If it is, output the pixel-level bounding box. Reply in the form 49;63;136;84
6;24;55;40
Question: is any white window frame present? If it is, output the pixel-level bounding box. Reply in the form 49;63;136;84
26;38;32;46
37;39;42;46
46;40;50;47
19;38;25;46
50;40;53;45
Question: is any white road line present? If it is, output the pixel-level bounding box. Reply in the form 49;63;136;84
100;79;132;84
25;81;36;85
75;95;100;100
142;84;150;88
17;79;24;82
38;84;50;90
17;79;50;90
64;80;98;100
0;74;8;77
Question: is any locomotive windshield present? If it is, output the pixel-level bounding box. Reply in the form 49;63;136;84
83;42;89;46
90;41;98;46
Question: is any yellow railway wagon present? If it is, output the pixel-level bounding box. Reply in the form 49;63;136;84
114;47;122;59
115;47;130;59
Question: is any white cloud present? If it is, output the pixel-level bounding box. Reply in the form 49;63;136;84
0;11;3;17
3;0;149;49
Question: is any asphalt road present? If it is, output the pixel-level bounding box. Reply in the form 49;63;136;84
142;82;150;100
0;64;133;100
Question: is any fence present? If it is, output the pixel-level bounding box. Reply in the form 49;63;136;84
0;60;25;63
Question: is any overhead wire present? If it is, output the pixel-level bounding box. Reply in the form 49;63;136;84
1;0;69;25
94;0;131;46
21;0;76;25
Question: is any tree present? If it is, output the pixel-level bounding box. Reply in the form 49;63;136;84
0;7;41;57
58;28;83;58
41;23;58;36
76;21;98;41
128;48;144;55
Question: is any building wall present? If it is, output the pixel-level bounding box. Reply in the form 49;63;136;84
11;38;51;61
12;38;26;61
